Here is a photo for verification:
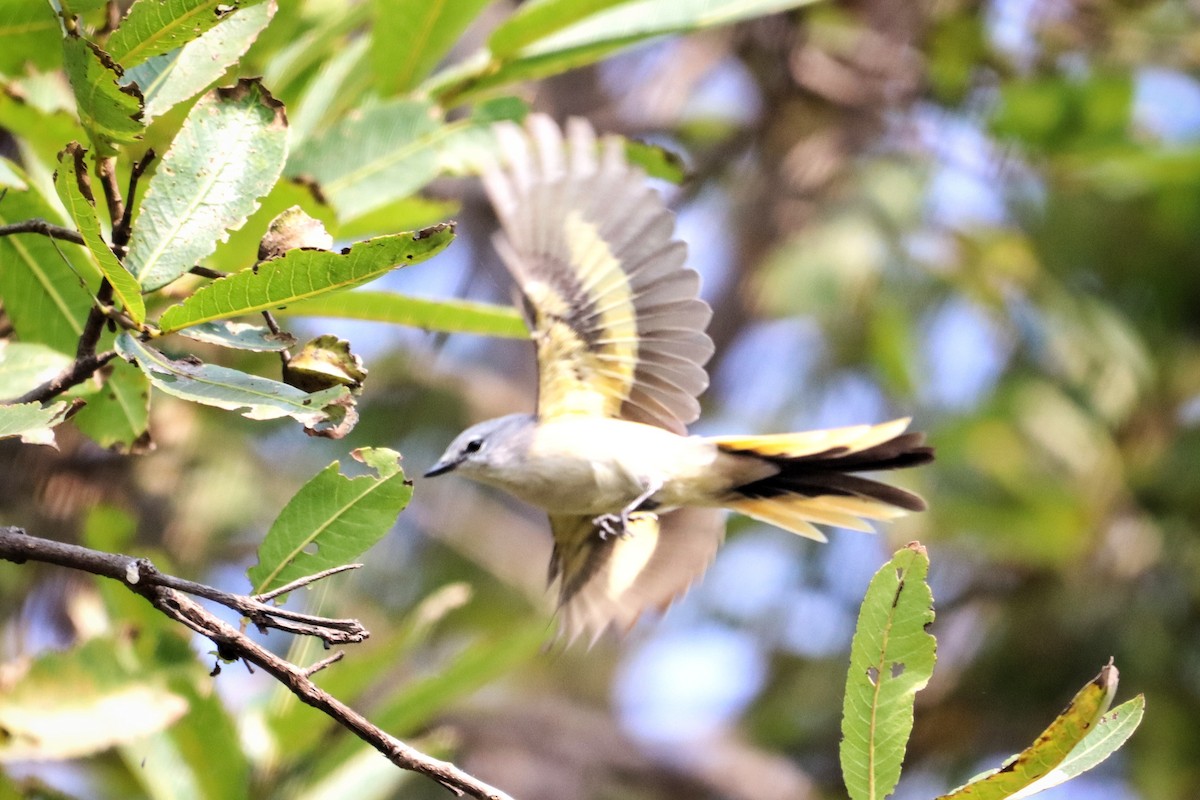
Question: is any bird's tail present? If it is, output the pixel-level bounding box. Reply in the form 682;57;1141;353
709;418;934;542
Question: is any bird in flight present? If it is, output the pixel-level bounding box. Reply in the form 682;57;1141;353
426;114;934;642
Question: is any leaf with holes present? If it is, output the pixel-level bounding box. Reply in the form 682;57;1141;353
936;663;1138;800
125;78;287;291
61;32;145;156
841;542;937;800
123;0;276;124
106;0;265;69
156;223;455;333
115;333;352;435
54;143;146;323
277;290;527;338
247;448;412;595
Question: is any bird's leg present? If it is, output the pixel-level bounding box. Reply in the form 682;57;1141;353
594;479;663;540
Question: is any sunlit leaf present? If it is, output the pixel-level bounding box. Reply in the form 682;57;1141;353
124;0;277;123
126;78;288;290
488;0;639;56
156;223;455;332
936;663;1125;800
247;447;412;595
53;142;146;323
106;0;266;69
0;637;188;761
115;332;352;431
371;0;491;93
278;290;528;339
841;542;937;800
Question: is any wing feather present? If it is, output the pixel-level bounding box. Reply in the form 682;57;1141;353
484;114;713;433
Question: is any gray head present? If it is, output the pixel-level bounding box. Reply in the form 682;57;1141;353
424;413;536;479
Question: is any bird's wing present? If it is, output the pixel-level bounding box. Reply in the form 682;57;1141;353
483;114;713;434
547;507;725;644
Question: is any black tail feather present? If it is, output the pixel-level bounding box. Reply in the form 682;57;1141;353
723;432;934;512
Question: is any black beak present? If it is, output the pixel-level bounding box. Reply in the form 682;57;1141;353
423;459;456;478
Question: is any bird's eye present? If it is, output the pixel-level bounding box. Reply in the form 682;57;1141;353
464;438;483;454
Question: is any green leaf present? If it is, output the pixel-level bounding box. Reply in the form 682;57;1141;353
278;291;527;338
62;32;145;155
126;77;288;291
115;332;353;432
840;542;937;800
247;447;412;595
287;99;522;221
428;0;819;103
1005;695;1145;800
53;142;146;323
623;137;688;184
936;663;1126;800
371;0;491;93
0;637;188;760
0;166;99;354
0;401;71;446
488;0;639;57
0;0;62;74
287;34;370;143
156;223;455;332
0;342;72;400
175;320;297;351
124;0;277;124
106;0;265;69
71;357;151;452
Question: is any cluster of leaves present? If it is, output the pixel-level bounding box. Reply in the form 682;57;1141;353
839;543;1142;800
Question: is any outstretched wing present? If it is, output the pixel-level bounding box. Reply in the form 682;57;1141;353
548;507;725;644
483;114;713;434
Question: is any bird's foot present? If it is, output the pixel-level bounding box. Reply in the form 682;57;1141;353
593;513;626;540
594;511;654;540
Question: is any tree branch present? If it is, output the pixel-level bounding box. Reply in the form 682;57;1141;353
0;527;514;800
7;350;118;404
0;218;86;245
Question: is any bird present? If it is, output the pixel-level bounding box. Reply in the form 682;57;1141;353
425;114;934;643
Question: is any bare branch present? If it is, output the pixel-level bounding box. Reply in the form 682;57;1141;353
189;265;229;280
0;527;514;800
0;218;86;245
303;651;345;677
117;149;155;250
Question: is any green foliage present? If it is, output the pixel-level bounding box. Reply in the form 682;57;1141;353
126;78;288;291
157;224;455;332
105;0;267;69
116;332;351;431
247;448;412;595
61;32;145;155
936;666;1141;800
54;143;146;323
278;291;529;339
0;400;71;446
0;343;71;400
70;358;151;451
840;543;936;800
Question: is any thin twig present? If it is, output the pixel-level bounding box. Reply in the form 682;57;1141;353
255;563;362;602
0;527;514;800
303;651;345;677
97;157;124;242
117;149;155;250
262;310;292;364
77;279;114;360
0;219;86;245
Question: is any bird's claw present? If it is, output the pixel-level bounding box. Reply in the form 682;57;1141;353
593;513;625;540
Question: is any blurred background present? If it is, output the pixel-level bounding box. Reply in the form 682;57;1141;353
4;0;1200;798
